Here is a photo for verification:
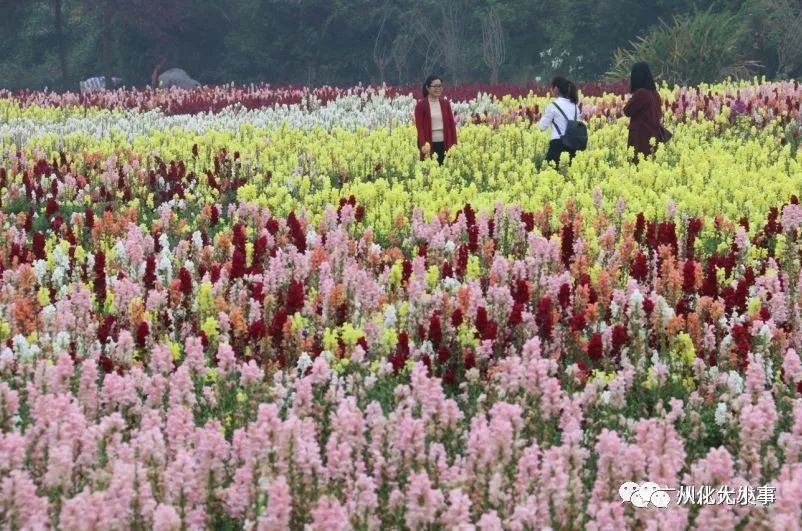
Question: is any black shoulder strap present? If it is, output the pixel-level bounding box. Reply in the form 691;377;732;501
553;102;570;122
550;103;562;136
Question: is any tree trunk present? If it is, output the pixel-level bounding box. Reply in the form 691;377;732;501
102;0;112;80
54;0;69;91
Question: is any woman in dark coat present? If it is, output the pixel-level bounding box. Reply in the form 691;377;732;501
414;75;458;164
623;62;663;160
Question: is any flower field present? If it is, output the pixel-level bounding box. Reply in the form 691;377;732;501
2;80;802;529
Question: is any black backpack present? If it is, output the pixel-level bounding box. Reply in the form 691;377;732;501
552;103;588;151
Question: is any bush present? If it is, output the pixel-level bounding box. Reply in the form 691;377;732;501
605;9;761;85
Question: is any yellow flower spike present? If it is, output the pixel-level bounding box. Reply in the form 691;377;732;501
245;242;254;266
168;341;182;361
340;323;364;347
37;287;50;307
201;317;219;341
381;328;398;350
671;332;696;367
290;312;305;332
388;260;403;287
466;256;481;280
323;328;339;351
645;367;657;391
426;265;440;291
775;235;787;257
198;282;214;316
104;292;116;314
369;360;380;374
457;324;479;348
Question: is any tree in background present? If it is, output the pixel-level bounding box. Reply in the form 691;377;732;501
372;2;393;84
406;0;475;82
482;6;506;84
750;0;802;79
2;0;802;91
54;0;69;90
605;8;761;85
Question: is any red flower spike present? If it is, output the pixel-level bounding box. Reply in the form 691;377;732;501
355;204;366;222
451;308;463;328
463;350;476;370
570;311;586;332
535;296;553;338
475;307;489;335
435;346;450;365
683;260;697;294
508;303;523;326
428;313;442;348
135;321;149;348
630;251;649;282
286;279;305;314
32;232;46;261
441;260;453;278
513;279;530;305
249;319;266;340
232;223;247;253
558;283;572;308
588;333;604;361
611;325;628;353
287;212;307;253
561;223;574;268
230;250;246;280
179;267;193;296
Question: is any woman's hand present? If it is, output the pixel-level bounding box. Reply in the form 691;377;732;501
421;143;431;156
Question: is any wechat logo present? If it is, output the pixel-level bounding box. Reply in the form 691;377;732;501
619;481;674;508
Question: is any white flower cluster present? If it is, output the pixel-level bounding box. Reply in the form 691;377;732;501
2;93;502;146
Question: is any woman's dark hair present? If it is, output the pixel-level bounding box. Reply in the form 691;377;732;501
551;76;578;103
630;62;657;93
422;75;442;98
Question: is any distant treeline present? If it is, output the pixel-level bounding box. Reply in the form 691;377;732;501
0;0;798;91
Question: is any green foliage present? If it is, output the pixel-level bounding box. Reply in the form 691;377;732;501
0;0;794;90
746;0;802;78
605;9;761;85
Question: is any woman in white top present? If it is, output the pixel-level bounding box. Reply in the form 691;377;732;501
538;76;580;168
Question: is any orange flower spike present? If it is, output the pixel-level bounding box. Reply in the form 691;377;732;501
574;284;590;310
229;308;248;338
457;286;472;315
168;279;183;306
667;315;686;336
482;238;496;264
585;302;599;325
596;271;614;306
215;295;229;314
686;312;703;354
13;297;39;336
571;253;590;280
129;298;145;326
16;264;37;295
310;247;329;270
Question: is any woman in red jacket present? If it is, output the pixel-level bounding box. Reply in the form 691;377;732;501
623;62;664;161
414;75;458;164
